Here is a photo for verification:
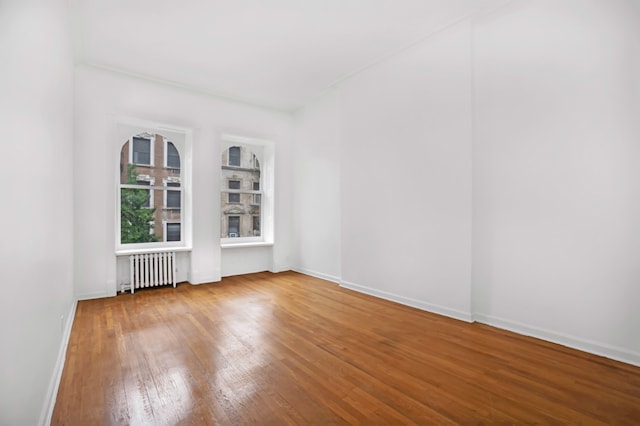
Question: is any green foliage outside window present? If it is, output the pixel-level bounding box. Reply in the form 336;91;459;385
121;164;158;243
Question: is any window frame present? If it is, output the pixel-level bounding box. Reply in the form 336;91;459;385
115;118;192;255
220;134;274;247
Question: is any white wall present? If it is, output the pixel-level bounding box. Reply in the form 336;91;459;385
291;0;640;365
472;0;640;363
338;21;474;321
0;0;75;424
292;90;342;282
74;66;293;299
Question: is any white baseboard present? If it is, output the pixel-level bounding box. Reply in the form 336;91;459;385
292;267;341;284
340;280;473;323
39;299;78;426
189;274;221;284
473;313;640;368
270;265;292;274
76;291;110;300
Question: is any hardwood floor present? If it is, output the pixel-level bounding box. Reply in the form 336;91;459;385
52;271;640;425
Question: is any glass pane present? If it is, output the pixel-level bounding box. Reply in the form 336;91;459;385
120;188;157;244
220;145;261;239
119;133;182;245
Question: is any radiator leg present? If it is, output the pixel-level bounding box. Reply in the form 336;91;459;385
130;255;135;294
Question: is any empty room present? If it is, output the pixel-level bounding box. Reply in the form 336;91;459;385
2;0;640;424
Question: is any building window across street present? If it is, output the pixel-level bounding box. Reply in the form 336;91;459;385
132;136;152;166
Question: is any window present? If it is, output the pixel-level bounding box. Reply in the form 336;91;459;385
228;146;240;167
253;215;260;236
165;182;181;209
220;136;273;246
165;223;181;242
166;141;180;169
119;130;186;248
228;180;240;203
166;190;180;208
132;136;152;166
228;216;240;237
252;182;261;205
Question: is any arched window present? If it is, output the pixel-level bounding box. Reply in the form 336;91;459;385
220;136;273;245
119;132;183;246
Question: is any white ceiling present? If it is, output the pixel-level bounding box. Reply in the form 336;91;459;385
71;0;507;111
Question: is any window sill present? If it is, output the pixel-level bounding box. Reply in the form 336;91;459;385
115;246;192;256
221;242;273;249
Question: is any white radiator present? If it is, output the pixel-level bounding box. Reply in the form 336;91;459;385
129;252;177;293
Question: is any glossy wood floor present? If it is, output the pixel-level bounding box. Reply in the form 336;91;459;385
53;271;640;425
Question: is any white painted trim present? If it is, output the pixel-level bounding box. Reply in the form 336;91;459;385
115;246;191;256
39;299;78;426
221;241;274;249
473;313;640;368
340;280;473;323
293;267;341;284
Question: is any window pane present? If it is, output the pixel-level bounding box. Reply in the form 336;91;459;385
166;223;181;242
167;142;180;169
133;180;151;208
120;188;157;243
228;180;240;203
220;144;262;240
132;137;151;165
119;132;183;245
167;190;180;208
229;146;240;166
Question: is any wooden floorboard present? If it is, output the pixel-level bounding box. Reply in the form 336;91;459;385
52;271;640;425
